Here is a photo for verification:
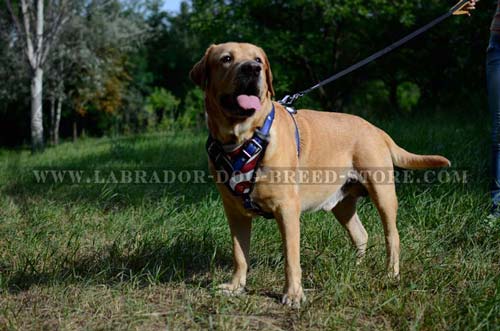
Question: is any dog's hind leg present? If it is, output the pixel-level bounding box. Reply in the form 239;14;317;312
363;172;400;280
332;196;368;264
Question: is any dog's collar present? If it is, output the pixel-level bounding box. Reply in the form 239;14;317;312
206;105;275;218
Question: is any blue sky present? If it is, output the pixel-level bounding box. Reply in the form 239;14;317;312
162;0;184;13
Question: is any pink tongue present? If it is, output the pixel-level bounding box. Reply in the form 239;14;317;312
236;95;261;111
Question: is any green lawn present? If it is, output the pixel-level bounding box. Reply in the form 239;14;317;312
0;112;499;330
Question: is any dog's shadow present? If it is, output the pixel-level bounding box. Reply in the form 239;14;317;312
3;233;233;293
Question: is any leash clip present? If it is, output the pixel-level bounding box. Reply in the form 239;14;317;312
278;93;303;107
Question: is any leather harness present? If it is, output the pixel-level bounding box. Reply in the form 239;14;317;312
206;103;300;219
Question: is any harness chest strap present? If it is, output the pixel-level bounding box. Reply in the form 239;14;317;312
206;103;300;218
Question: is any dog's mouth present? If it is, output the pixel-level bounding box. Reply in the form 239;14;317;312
220;85;262;118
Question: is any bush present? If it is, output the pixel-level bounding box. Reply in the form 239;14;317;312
347;80;390;116
145;88;180;129
397;82;421;113
179;87;205;129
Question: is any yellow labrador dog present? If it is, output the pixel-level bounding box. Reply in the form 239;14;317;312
190;42;449;307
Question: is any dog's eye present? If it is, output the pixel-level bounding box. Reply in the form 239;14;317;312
255;57;262;63
221;55;232;64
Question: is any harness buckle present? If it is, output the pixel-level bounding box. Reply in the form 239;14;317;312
250;137;263;151
242;149;252;159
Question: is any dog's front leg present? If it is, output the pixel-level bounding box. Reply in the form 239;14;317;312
218;204;252;295
276;202;305;307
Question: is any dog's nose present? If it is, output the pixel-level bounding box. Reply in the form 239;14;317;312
240;61;262;77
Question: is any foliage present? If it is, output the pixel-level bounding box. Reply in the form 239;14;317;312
349;80;390;116
397;81;421;113
179;87;205;129
145;87;181;129
184;0;489;114
0;0;495;146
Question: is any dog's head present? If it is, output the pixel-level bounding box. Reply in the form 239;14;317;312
190;42;274;121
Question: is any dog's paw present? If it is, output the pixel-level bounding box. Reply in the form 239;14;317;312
387;272;401;282
355;255;365;266
217;283;246;296
281;287;306;308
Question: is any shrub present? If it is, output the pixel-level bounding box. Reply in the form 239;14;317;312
397;82;421;113
145;87;180;129
179;87;205;129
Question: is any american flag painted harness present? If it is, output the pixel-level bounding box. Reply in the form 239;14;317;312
206;104;300;218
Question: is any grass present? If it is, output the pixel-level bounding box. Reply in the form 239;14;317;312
0;111;499;330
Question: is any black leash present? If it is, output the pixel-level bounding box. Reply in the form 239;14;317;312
279;0;473;107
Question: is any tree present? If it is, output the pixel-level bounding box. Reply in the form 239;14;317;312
41;0;150;142
46;50;65;145
0;0;492;147
69;1;149;136
5;0;71;152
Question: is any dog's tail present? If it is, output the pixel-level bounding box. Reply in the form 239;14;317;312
379;129;451;170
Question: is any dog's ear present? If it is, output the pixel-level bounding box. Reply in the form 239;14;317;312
190;44;216;90
262;52;275;97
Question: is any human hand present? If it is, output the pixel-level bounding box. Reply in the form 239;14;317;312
454;0;478;16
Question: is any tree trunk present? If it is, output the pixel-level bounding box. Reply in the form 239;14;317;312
72;119;77;142
49;95;55;145
123;107;130;134
389;79;399;112
31;67;44;152
54;94;62;145
302;57;332;111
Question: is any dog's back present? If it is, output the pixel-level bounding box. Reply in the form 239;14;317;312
295;108;450;170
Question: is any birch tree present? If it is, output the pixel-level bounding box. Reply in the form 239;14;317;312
46;55;64;145
5;0;70;152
